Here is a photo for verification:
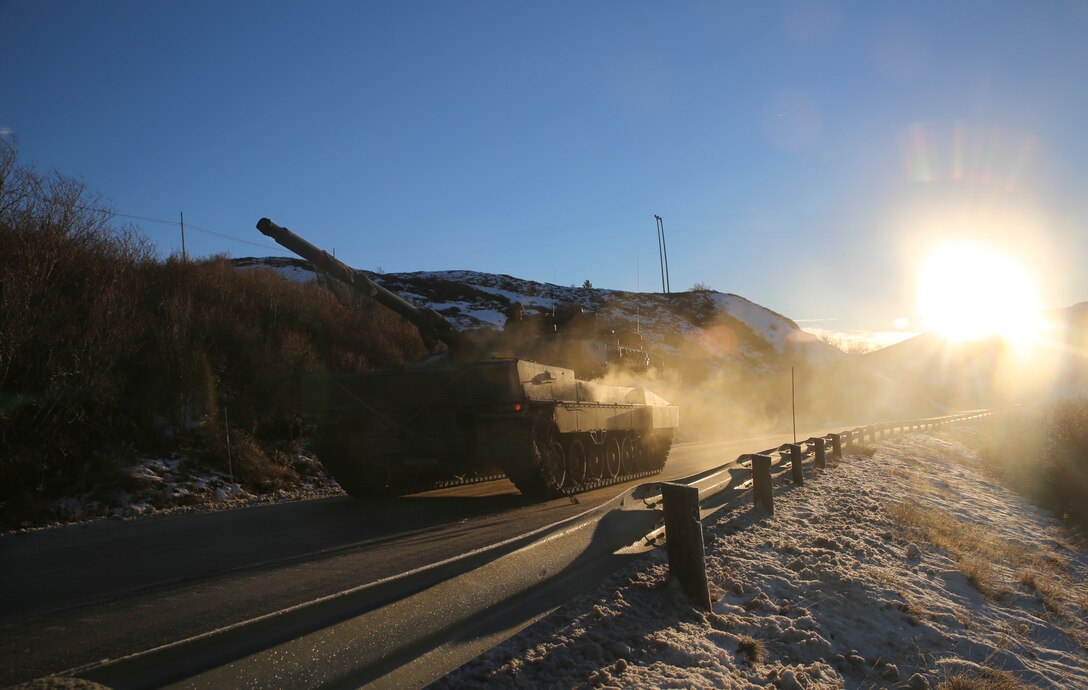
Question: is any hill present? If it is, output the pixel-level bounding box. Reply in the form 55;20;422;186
863;303;1088;408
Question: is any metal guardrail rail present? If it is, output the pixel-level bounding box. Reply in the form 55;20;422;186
61;410;994;689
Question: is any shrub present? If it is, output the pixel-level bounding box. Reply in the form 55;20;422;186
976;399;1088;529
1042;397;1088;524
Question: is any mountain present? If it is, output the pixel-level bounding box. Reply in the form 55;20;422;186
862;302;1088;408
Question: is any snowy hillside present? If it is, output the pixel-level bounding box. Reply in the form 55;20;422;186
233;257;845;372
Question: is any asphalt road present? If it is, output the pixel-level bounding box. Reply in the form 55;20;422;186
0;427;821;686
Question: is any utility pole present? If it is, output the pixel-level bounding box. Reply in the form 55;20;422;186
657;215;665;289
791;366;797;444
654;215;667;293
179;211;187;260
654;214;671;294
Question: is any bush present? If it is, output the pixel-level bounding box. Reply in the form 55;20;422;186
0;142;426;525
977;398;1088;529
1042;398;1088;525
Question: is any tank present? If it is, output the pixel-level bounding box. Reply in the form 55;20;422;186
257;217;679;497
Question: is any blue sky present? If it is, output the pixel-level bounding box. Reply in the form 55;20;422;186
3;1;1086;334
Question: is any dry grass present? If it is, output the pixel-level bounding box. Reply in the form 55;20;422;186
886;501;1072;601
736;635;765;664
887;498;1088;650
938;668;1034;689
888;503;1032;570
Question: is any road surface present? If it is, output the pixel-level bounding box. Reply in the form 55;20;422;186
0;428;822;685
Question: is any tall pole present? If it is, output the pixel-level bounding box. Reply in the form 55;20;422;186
791;366;797;444
661;215;671;293
180;211;187;260
654;215;666;293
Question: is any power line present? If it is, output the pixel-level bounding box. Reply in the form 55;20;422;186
1;194;284;253
102;208;291;253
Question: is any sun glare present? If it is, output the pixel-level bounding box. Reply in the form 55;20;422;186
917;243;1043;343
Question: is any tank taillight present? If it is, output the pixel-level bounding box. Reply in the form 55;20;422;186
513;403;523;412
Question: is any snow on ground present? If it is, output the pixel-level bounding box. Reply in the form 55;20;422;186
6;452;342;535
232;256;317;283
437;432;1088;689
712;293;796;353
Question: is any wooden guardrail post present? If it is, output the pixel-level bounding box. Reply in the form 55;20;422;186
813;437;826;469
830;433;842;460
661;482;712;610
787;443;803;486
750;454;774;515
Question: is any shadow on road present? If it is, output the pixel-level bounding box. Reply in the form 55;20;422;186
0;489;541;621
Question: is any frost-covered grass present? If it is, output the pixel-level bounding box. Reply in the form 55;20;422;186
437;433;1087;689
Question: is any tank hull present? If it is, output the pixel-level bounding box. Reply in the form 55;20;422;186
303;359;678;497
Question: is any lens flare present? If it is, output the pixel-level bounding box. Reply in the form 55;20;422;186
899;122;1037;190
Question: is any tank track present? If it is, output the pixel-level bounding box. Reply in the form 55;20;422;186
319;452;507;497
415;471;508;492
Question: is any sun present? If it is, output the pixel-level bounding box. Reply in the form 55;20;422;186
917;243;1043;343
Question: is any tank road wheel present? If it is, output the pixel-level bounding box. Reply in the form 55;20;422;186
586;438;604;481
603;436;622;480
620;436;641;474
544;437;570;485
566;437;588;487
524;411;567;495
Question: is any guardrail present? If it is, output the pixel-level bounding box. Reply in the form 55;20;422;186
63;409;994;689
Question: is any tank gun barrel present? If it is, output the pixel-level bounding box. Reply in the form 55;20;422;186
256;217;455;350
